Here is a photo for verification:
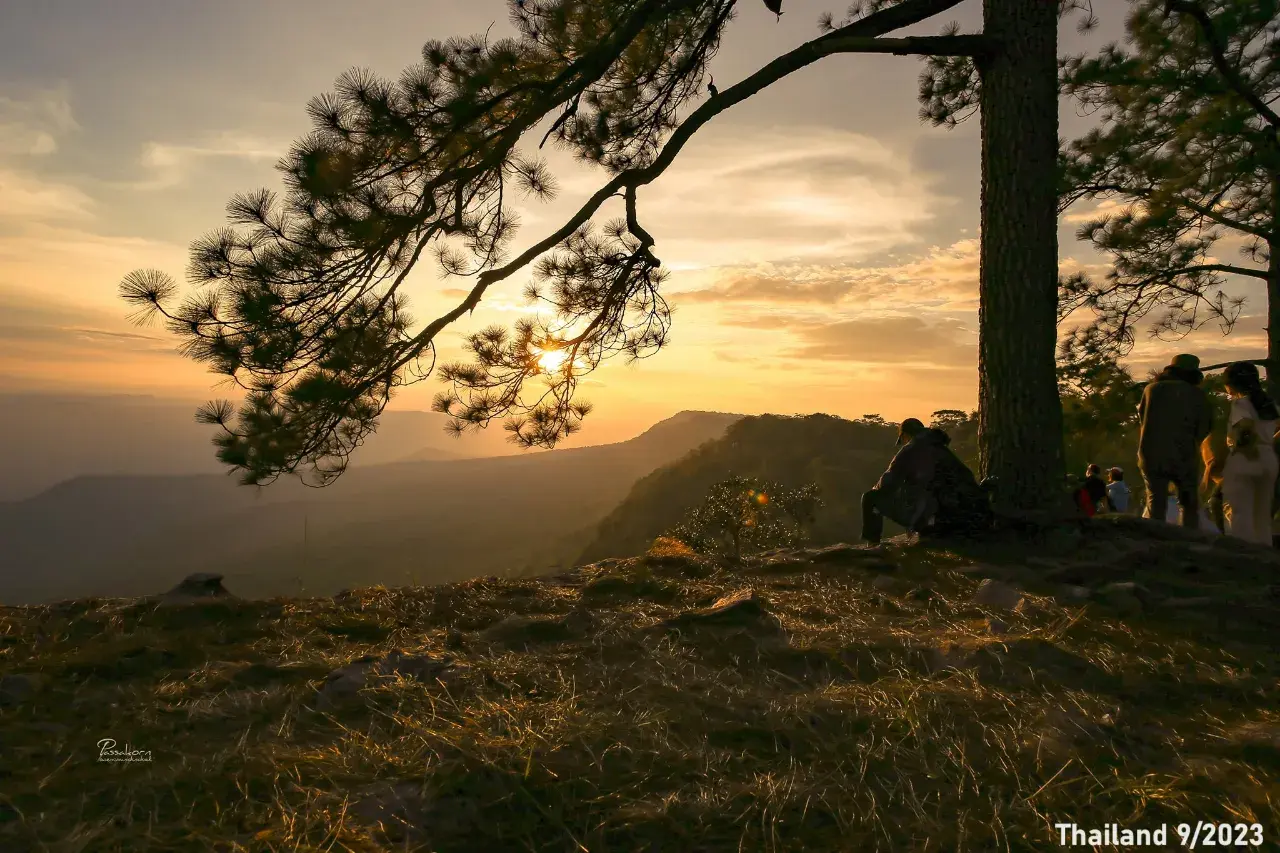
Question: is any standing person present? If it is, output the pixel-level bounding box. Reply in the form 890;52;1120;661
1106;467;1130;514
1138;354;1214;529
1220;361;1279;546
1083;464;1107;513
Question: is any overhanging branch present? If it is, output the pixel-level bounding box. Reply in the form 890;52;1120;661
825;34;994;58
391;0;970;376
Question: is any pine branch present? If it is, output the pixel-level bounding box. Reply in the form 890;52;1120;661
1164;0;1280;131
1072;181;1271;241
388;0;970;377
822;34;994;58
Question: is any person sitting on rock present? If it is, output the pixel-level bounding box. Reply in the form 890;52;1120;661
861;418;993;545
1083;464;1107;513
1106;467;1130;514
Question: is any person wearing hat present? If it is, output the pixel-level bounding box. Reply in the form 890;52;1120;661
1137;353;1214;528
860;417;992;545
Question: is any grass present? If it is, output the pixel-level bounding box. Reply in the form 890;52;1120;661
1;515;1278;851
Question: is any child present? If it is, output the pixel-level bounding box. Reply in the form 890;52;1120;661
1106;467;1129;514
1083;464;1107;513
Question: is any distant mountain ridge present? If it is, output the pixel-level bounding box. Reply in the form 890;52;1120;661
0;392;516;502
0;410;742;604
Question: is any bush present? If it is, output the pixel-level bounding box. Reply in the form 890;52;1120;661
665;476;821;561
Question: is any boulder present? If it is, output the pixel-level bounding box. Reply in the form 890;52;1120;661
351;781;481;844
0;673;42;706
376;650;457;683
806;544;894;566
158;572;238;605
661;589;784;636
870;574;902;594
971;579;1024;611
316;656;380;707
923;644;975;673
480;611;594;648
316;650;459;707
1055;585;1092;606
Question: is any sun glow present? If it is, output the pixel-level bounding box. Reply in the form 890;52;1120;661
535;347;570;373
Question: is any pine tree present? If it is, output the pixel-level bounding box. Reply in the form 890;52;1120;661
119;0;1075;514
1060;0;1280;395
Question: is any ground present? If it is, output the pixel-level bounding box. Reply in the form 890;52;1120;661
1;515;1278;852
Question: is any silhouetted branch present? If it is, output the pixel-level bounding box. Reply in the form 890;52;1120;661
1164;0;1280;131
389;0;970;378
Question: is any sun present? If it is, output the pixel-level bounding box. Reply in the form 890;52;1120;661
535;347;569;373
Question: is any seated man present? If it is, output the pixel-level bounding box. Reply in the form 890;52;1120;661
861;418;993;546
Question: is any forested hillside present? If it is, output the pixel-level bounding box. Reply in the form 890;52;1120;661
578;414;901;563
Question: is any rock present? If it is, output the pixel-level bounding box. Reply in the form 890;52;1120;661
375;650;456;684
169;572;230;597
1159;596;1216;609
923;644;974;673
351;781;481;844
1055;585;1091;606
1099;581;1153;604
316;650;459;707
316;656;380;707
1097;590;1144;616
0;673;42;706
985;617;1010;636
1041;525;1085;555
971;579;1024;611
480;612;588;648
870;575;901;594
662;589;782;633
807;544;894;566
157;572;238;605
909;586;936;602
754;556;812;575
971;639;1115;691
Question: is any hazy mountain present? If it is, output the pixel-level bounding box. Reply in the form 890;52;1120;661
0;392;514;502
577;413;901;563
0;410;741;604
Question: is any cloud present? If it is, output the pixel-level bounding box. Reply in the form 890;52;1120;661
780;315;977;366
537;125;951;271
134;132;287;189
0;87;78;157
0;167;94;220
0;88;91;221
674;238;982;309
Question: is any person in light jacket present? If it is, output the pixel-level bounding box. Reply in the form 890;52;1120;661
1220;361;1278;545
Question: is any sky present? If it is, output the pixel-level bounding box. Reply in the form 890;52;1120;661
0;0;1270;447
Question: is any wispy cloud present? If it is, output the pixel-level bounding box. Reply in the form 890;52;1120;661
673;238;982;309
134;132;287;189
0;86;78;157
0;167;94;220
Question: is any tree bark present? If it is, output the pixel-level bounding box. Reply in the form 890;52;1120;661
1269;171;1280;400
977;0;1066;517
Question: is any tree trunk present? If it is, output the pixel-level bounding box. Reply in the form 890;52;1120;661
1268;172;1280;400
976;0;1066;517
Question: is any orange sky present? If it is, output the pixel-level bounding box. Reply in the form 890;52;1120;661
0;1;1269;448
